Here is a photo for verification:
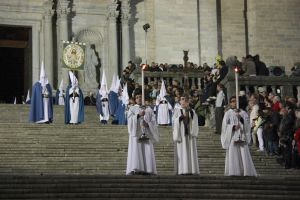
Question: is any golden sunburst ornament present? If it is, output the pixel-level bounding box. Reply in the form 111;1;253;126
62;42;85;70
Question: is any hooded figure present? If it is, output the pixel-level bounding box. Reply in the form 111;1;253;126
55;79;65;105
115;82;129;125
64;71;84;124
29;61;53;123
96;70;110;124
155;80;173;125
108;74;120;124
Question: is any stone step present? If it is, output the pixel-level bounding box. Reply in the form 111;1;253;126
1;104;300;199
0;176;299;199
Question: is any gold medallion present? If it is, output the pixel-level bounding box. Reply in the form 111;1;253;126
63;43;85;69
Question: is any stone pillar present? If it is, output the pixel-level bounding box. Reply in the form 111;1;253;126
199;0;218;65
57;0;70;86
43;0;54;86
107;1;119;86
121;0;130;69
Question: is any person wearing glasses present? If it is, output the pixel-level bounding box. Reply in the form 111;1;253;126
221;96;257;176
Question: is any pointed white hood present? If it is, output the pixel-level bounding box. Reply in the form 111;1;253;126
59;79;64;91
14;97;17;104
39;61;48;87
69;71;78;89
159;80;167;98
26;89;30;102
114;76;121;93
122;83;129;105
99;70;108;97
109;74;117;93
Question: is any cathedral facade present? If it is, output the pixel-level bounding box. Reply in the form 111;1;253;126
0;0;300;102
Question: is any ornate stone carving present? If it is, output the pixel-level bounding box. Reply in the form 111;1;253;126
43;0;54;18
76;29;103;90
121;0;130;21
107;1;119;20
57;0;70;18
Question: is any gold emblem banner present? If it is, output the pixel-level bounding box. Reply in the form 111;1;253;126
62;41;86;70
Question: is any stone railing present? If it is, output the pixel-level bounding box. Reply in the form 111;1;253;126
222;75;300;100
133;70;300;101
133;69;205;87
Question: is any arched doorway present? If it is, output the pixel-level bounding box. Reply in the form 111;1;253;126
0;25;31;104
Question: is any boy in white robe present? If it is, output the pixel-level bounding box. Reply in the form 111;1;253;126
172;94;200;175
126;94;159;175
221;96;257;176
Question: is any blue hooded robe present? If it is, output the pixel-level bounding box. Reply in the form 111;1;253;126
55;89;61;105
29;82;53;123
64;85;84;124
115;100;127;125
108;91;119;124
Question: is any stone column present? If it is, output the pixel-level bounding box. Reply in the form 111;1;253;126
121;0;130;69
106;1;119;87
43;0;54;86
199;0;218;64
57;0;70;86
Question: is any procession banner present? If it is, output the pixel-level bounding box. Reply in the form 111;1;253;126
62;41;86;71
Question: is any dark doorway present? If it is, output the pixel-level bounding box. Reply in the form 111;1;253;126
0;26;31;104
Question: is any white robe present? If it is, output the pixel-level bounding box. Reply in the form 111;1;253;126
69;87;80;124
221;108;257;176
58;91;65;106
172;107;199;175
126;104;159;175
100;95;110;121
37;86;49;123
156;96;172;125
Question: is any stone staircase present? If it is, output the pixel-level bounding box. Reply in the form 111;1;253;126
0;104;299;199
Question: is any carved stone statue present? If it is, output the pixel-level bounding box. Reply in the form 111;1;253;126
84;44;100;88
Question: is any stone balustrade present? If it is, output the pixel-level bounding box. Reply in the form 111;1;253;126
133;69;205;88
222;75;300;101
133;70;300;101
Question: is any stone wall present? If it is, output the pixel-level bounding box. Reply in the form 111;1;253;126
220;0;246;61
132;0;199;65
72;0;109;91
199;0;218;65
247;0;300;72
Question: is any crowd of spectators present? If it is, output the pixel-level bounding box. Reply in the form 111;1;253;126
84;55;300;170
